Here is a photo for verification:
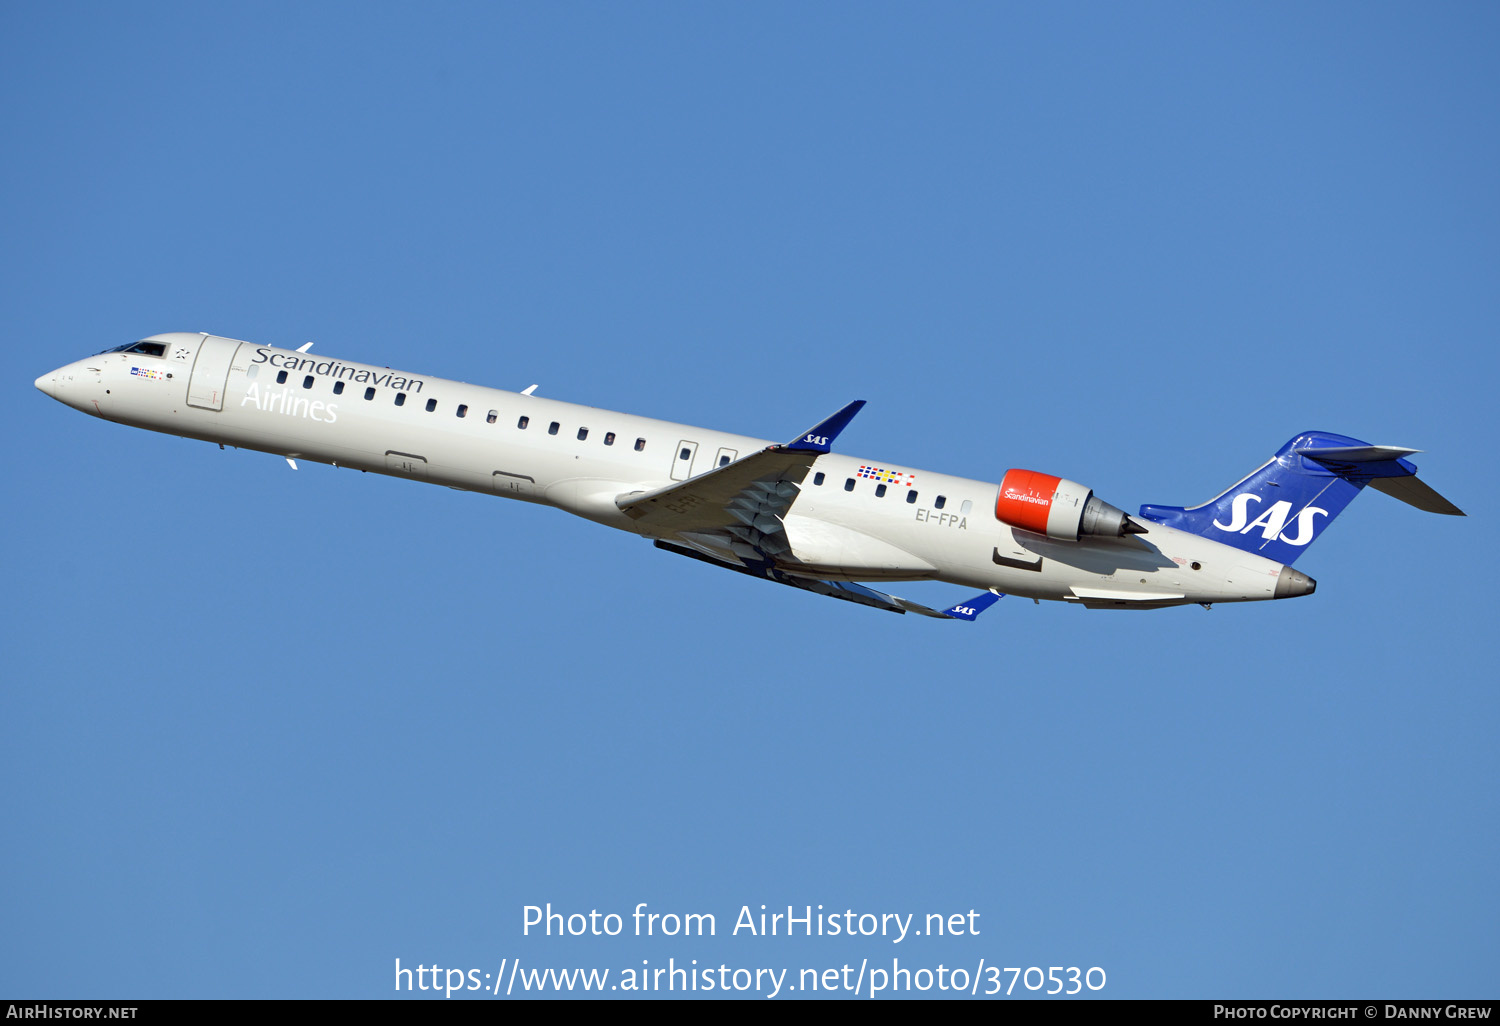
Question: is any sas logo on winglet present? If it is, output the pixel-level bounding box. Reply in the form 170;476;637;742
1213;495;1327;546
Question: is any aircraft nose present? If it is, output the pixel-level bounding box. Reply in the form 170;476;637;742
35;362;94;410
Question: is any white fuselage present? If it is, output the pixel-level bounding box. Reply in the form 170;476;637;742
36;333;1297;608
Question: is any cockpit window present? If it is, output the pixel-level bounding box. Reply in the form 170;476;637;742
97;341;167;357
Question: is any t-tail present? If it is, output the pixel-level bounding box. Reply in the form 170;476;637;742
1136;431;1464;565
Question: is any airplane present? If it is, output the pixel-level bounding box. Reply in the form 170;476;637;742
35;332;1464;620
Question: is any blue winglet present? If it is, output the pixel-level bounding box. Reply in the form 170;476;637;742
786;400;866;453
942;591;1003;621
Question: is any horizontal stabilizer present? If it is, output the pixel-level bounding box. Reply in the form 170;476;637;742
1293;444;1419;462
1296;441;1464;515
1369;474;1465;515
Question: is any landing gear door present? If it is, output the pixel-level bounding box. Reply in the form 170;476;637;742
492;470;536;497
187;335;244;411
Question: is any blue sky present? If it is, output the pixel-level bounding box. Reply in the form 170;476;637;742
3;2;1495;1000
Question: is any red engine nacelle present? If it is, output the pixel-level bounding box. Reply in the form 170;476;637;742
995;469;1142;540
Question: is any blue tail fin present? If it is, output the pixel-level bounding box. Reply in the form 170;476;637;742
1137;431;1462;565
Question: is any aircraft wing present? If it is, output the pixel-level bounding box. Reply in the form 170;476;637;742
625;400;1000;621
616;401;865;563
655;541;1001;619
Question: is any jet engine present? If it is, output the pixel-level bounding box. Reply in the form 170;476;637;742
995;469;1145;540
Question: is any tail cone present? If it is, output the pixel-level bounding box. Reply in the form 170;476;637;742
1274;566;1317;599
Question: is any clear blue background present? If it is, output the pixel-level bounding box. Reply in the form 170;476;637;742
3;1;1494;1000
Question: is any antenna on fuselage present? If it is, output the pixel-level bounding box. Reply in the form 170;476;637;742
521;384;538;396
296;342;314;353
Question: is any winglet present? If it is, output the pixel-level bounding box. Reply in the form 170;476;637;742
785;400;866;453
940;591;1003;621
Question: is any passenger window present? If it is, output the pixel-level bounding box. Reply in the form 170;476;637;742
276;370;288;384
456;404;467;418
487;410;498;424
935;495;946;509
634;438;646;452
680;447;691;461
578;427;588;440
604;432;615;446
906;490;917;504
303;375;314;389
814;472;825;486
876;484;887;498
517;416;529;429
548;422;559;435
718;455;730;467
844;478;855;492
395;392;406;406
961;499;973;514
364;387;375;401
332;381;344;395
425;398;437;412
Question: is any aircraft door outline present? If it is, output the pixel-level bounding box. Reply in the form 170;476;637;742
186;336;243;411
671;440;699;481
